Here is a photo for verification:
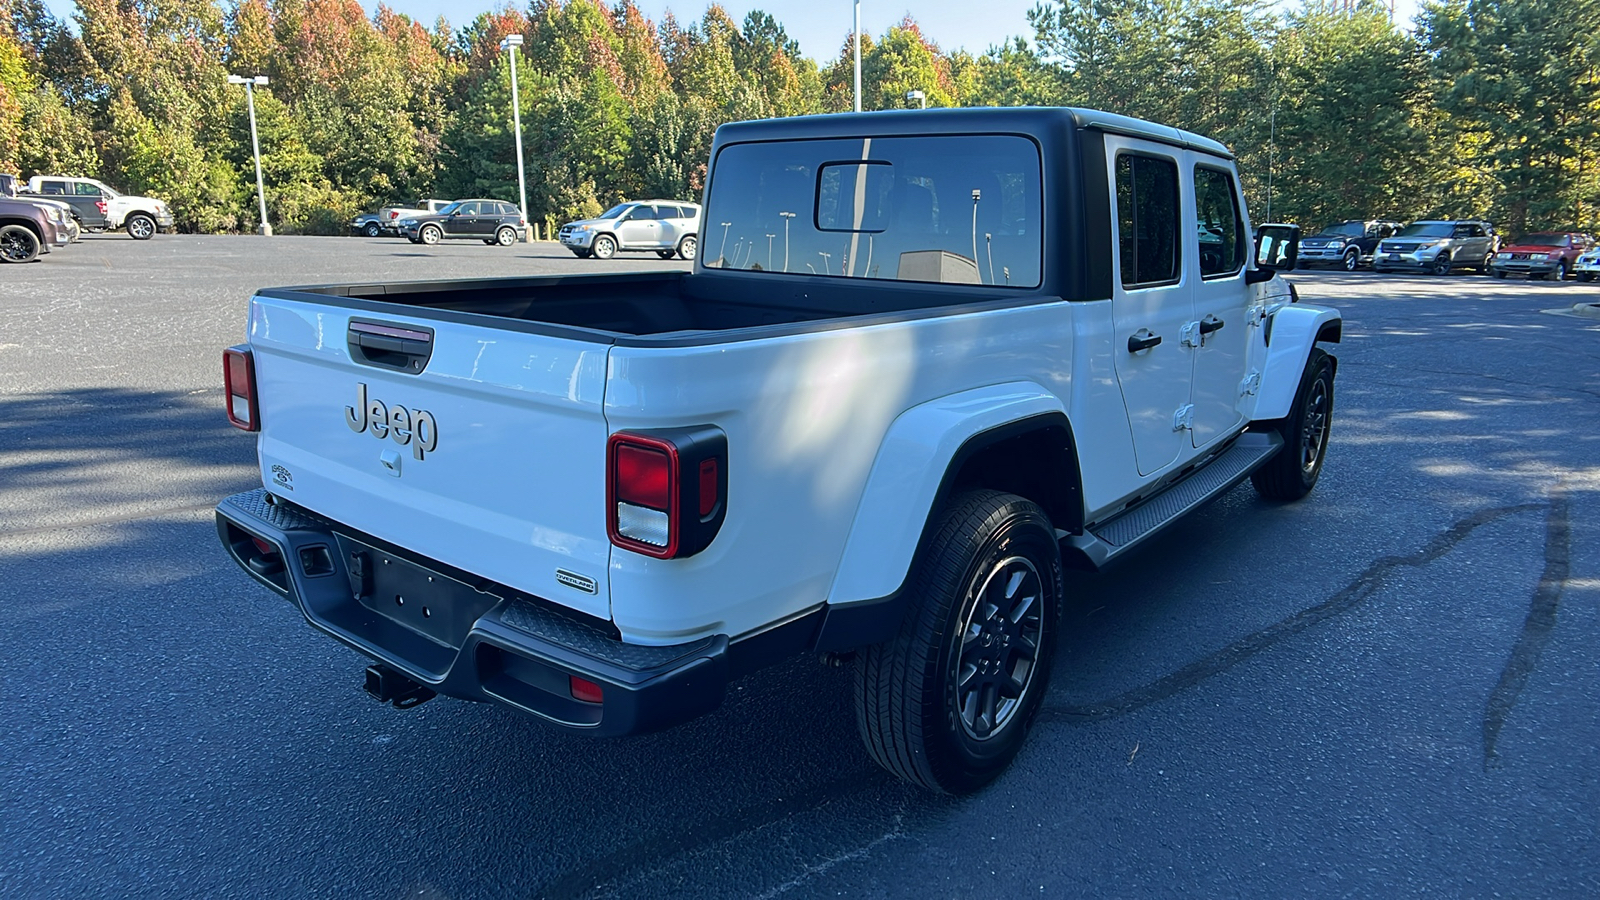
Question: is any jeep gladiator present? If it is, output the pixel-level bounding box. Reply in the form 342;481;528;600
216;107;1340;793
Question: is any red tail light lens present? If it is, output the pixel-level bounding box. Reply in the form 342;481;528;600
223;345;258;431
607;427;728;559
569;676;604;704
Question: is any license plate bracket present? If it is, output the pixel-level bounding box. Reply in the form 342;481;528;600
338;535;499;649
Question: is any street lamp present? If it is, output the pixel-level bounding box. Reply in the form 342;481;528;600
227;75;271;236
500;33;529;242
779;211;796;272
718;221;733;267
906;90;925;109
854;0;863;112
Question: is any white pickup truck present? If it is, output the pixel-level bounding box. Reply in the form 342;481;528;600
217;108;1339;793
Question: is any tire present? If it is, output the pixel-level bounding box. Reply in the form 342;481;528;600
0;224;41;262
364;222;381;238
125;213;156;241
570;249;592;259
1250;347;1334;502
1341;248;1360;272
591;234;616;259
677;234;697;261
1430;253;1451;276
496;226;517;247
657;250;676;259
1492;269;1506;279
1555;260;1569;281
1579;272;1594;282
1479;252;1494;273
420;224;442;245
854;490;1061;794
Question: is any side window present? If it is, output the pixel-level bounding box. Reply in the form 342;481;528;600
74;182;99;196
1193;166;1245;278
1116;153;1180;287
40;181;66;195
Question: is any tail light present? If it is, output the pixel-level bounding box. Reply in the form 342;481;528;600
607;427;727;559
223;345;259;431
96;200;107;215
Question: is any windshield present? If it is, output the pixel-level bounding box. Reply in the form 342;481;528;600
702;134;1042;287
1322;221;1364;236
1396;222;1453;238
96;182;121;199
599;204;632;220
1516;233;1566;247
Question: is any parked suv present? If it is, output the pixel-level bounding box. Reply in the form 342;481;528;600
560;200;700;260
1576;245;1600;282
1297;219;1403;271
0;196;68;262
1372;219;1498;275
1489;232;1592;280
1;173;79;242
400;199;527;246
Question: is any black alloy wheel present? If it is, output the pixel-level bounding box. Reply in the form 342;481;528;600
0;224;41;262
1430;253;1452;276
1250;347;1335;502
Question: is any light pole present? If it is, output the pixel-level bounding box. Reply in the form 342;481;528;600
718;221;732;267
818;251;831;275
765;233;775;270
500;34;529;241
779;211;796;271
906;90;925;109
854;0;862;112
227;75;271;236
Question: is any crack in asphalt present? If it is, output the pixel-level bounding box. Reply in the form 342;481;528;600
1037;501;1546;724
1483;487;1570;769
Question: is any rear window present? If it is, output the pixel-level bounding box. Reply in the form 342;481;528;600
703;135;1042;287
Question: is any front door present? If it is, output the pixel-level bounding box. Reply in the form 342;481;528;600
1108;139;1193;477
615;205;662;249
1189;164;1252;448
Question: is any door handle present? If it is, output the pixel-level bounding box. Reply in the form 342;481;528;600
1128;329;1162;353
1199;314;1225;335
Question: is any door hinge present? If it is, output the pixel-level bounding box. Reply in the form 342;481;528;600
1180;321;1201;348
1239;371;1262;397
1172;404;1195;431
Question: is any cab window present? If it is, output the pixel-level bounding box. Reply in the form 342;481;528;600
1116;153;1180;287
1193;166;1245;278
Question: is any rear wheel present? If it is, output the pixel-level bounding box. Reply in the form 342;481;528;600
855;491;1061;794
592;234;616;259
1251;348;1334;502
677;234;697;261
1555;260;1569;281
496;226;517;247
0;224;41;262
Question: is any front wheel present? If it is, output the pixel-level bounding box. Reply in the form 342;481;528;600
126;213;156;241
364;222;381;238
419;224;442;245
855;491;1061;794
677;234;697;261
496;226;517;247
1251;348;1334;502
0;224;41;262
1342;248;1361;272
591;234;616;259
1579;272;1594;282
1430;253;1452;276
656;250;676;259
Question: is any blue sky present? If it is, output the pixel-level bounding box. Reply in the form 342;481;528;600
41;1;1426;63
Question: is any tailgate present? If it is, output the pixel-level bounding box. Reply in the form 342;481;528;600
248;294;613;620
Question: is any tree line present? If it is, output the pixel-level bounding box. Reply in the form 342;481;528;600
2;0;1597;237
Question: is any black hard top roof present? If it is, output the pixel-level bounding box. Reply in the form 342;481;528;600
713;107;1234;160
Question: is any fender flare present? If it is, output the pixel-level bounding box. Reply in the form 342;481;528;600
814;382;1074;651
1255;303;1341;421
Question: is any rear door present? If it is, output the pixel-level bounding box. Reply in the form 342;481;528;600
1108;137;1193;477
248;295;615;619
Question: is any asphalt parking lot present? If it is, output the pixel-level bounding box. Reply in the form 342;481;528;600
3;234;1598;898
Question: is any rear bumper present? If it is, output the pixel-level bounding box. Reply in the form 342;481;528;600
216;489;751;736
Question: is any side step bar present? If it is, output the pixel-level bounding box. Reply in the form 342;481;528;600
1062;431;1283;571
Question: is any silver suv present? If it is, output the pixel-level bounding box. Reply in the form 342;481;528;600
1373;219;1499;276
559;201;700;260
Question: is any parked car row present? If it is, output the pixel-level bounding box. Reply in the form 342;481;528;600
0;172;173;261
350;198;526;246
1295;215;1597;281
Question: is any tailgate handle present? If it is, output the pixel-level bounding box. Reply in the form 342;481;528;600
348;320;434;374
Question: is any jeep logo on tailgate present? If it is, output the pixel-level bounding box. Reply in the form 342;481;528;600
345;382;439;460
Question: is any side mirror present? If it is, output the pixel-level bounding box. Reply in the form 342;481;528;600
1252;223;1300;278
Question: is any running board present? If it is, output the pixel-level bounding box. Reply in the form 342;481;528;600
1061;431;1283;571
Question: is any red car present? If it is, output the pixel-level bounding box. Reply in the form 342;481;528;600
1488;232;1593;280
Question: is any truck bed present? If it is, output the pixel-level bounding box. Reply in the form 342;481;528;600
258;270;1041;344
